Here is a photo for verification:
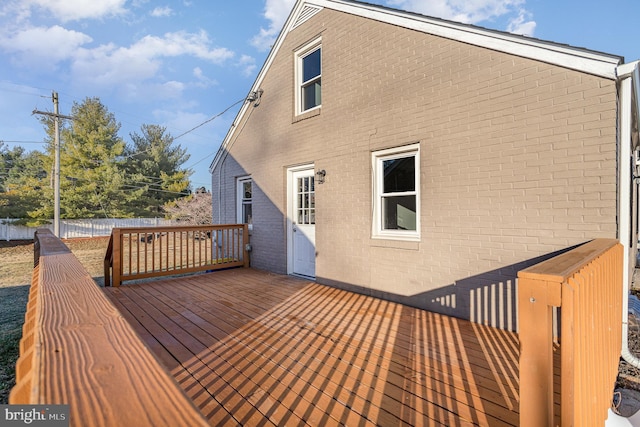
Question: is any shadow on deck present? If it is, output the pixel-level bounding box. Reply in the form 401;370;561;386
104;268;520;426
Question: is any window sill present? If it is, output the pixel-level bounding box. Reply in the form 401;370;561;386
370;237;420;251
293;107;321;123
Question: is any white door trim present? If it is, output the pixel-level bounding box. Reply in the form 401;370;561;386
286;163;315;277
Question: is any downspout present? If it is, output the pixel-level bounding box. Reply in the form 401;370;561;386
617;60;640;368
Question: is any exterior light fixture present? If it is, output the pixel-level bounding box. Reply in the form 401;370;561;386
316;169;326;184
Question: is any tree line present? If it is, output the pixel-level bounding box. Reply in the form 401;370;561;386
0;97;200;225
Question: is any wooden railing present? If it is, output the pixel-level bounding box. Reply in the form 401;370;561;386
10;229;209;427
104;223;249;287
518;238;623;427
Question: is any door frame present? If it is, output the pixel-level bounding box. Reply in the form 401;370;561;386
286;163;315;276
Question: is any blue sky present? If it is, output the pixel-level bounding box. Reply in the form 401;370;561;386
0;0;639;191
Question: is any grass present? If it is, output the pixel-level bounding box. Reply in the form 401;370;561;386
0;238;109;404
0;285;29;404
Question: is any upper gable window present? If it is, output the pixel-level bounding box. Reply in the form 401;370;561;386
295;38;321;115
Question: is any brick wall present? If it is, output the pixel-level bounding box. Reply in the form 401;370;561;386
212;8;618;328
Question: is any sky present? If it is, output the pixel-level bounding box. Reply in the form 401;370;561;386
1;0;639;192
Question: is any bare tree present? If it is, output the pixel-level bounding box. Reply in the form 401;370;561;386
164;187;212;225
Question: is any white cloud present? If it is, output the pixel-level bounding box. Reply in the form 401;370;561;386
0;1;32;25
24;0;128;22
193;67;217;88
251;0;295;51
150;6;173;18
115;81;187;108
507;11;536;36
387;0;537;36
0;25;92;67
72;30;234;87
387;0;531;25
135;31;234;63
73;42;160;86
237;55;257;77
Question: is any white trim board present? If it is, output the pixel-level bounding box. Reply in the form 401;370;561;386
304;0;621;79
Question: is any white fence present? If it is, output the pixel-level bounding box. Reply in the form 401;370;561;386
1;218;176;241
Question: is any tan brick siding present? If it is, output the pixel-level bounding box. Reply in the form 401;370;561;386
212;9;618;327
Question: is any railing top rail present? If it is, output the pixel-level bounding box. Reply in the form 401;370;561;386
518;238;619;283
36;229;72;256
112;223;245;233
104;223;249;286
12;228;209;426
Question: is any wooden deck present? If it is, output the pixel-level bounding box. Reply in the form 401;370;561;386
103;268;520;426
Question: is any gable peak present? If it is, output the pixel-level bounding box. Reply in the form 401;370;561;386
291;4;323;31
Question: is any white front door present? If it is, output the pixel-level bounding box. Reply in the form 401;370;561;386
288;167;316;278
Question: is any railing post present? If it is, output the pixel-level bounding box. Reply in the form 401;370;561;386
112;228;122;287
518;276;561;427
103;234;112;287
243;224;250;268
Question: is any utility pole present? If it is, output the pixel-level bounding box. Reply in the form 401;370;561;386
33;92;73;237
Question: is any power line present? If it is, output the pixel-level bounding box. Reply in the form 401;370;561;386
0;140;46;144
117;97;246;163
173;98;245;140
185;151;215;169
120;184;191;196
0;87;49;98
59;170;193;197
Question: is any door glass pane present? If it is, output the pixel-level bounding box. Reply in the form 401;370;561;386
243;204;252;224
295;173;316;225
237;178;253;225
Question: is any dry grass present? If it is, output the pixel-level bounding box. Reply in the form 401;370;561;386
0;237;109;404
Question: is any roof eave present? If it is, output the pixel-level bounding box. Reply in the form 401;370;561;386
310;0;622;79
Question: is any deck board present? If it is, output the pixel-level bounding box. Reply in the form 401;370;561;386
104;268;521;426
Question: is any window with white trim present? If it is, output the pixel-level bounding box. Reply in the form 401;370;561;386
236;177;252;227
295;38;321;114
372;144;420;240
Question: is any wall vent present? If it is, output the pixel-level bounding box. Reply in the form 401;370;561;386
291;5;322;31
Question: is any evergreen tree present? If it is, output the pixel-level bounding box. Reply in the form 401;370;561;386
55;97;141;219
1;98;195;222
0;145;48;220
125;124;191;216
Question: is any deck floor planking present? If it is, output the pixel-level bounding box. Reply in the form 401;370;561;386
104;268;521;426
